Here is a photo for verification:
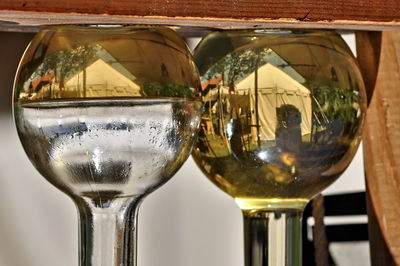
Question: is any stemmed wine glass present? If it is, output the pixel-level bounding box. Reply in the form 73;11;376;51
13;25;202;266
192;29;366;266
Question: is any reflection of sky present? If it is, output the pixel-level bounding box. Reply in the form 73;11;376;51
96;48;137;82
261;49;305;84
204;48;306;86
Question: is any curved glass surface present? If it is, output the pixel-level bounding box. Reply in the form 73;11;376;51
192;30;366;210
13;25;202;199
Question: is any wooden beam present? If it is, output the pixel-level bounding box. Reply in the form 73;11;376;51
0;0;399;31
362;31;400;265
0;0;398;23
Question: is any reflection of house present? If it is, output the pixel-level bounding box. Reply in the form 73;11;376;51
201;76;222;90
64;58;141;97
235;63;312;141
202;86;229;102
201;76;226;101
25;72;55;98
30;72;55;92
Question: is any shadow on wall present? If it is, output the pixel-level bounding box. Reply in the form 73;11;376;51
0;32;34;113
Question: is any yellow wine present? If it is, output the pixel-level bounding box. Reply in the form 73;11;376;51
192;30;366;210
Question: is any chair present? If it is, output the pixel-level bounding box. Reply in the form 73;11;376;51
303;192;369;266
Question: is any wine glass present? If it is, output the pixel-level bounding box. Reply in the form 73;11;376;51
13;25;202;266
192;29;366;266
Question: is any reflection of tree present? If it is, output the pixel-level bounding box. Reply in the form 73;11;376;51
310;85;361;143
203;48;260;87
28;45;98;95
142;81;195;97
203;47;303;90
312;85;359;123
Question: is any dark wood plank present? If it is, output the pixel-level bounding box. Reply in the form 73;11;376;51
0;0;398;22
323;192;367;216
0;0;399;30
355;32;382;106
365;187;397;266
362;31;400;266
0;32;33;112
324;224;369;242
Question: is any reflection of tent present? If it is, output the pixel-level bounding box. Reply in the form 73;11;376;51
235;63;312;140
196;33;356;91
65;59;141;97
21;29;197;89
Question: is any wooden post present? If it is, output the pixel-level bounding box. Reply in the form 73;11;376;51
359;31;400;265
355;32;382;106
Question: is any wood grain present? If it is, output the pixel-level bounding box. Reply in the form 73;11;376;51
0;0;399;30
0;0;398;22
362;31;400;265
355;32;381;106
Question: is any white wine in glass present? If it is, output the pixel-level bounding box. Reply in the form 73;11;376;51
13;25;202;266
192;29;366;266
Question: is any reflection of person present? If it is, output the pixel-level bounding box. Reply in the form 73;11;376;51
28;82;33;97
230;105;244;159
200;116;215;136
275;104;302;153
230;96;251;160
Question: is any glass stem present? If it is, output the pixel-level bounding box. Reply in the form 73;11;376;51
243;209;303;266
74;196;143;266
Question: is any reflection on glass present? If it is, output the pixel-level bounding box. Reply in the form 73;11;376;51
14;25;201;266
192;30;366;266
17;28;198;101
